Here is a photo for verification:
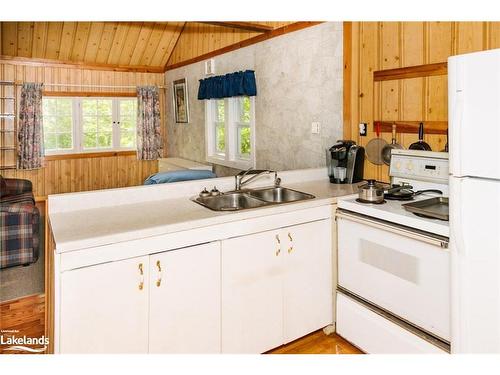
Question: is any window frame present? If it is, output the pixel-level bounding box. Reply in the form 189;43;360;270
205;96;255;170
42;96;137;156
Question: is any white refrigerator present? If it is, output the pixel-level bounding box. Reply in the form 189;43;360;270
449;49;500;353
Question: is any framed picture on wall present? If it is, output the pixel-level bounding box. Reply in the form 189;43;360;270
172;78;190;123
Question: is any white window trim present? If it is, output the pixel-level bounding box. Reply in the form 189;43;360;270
43;96;137;156
205;96;256;170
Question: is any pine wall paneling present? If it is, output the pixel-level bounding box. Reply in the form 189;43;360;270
0;62;165;197
345;22;500;182
166;22;294;66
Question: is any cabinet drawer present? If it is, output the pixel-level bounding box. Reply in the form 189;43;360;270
336;292;447;354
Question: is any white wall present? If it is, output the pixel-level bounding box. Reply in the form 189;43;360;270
165;22;343;175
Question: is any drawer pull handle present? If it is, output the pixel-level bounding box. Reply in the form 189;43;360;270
288;232;293;242
275;234;281;256
288;246;294;254
156;260;162;287
138;263;144;291
336;211;449;249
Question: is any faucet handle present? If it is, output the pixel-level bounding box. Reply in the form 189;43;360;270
199;188;210;198
274;171;281;186
210;186;221;196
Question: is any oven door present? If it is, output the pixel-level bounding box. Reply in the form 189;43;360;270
336;210;450;341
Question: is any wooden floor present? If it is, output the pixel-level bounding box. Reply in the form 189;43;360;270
0;294;45;354
0;294;361;354
268;330;362;354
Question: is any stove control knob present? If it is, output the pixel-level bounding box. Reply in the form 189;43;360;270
395;161;402;170
406;162;414;171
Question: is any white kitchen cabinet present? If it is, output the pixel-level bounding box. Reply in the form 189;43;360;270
59;255;150;353
54;202;335;354
283;219;333;342
221;219;333;353
59;242;221;354
149;242;221;353
221;229;284;353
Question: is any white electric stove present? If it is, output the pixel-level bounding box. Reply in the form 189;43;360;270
335;149;451;354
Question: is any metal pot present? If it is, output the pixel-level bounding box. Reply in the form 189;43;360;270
358;180;385;203
358;180;407;204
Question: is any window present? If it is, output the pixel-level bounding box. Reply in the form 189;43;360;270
205;96;255;169
42;98;73;151
42;97;137;155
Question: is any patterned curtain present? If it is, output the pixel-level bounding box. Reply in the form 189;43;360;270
136;86;162;160
18;83;44;170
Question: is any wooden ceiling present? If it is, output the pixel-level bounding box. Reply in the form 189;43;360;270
0;21;294;72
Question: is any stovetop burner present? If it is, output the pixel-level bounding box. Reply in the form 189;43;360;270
355;198;386;205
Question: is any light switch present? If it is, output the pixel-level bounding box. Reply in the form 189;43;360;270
359;123;367;136
205;59;215;75
311;122;321;134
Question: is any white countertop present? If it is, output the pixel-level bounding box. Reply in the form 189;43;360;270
49;168;361;253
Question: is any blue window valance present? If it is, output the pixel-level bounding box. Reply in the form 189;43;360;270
197;70;257;100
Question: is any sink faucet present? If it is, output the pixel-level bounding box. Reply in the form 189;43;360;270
235;168;281;191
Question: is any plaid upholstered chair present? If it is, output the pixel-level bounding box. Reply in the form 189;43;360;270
0;176;40;269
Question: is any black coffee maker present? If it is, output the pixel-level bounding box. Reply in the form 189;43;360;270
326;140;365;184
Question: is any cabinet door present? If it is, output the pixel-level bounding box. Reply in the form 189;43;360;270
149;242;221;353
222;230;284;353
59;256;149;353
283;219;333;343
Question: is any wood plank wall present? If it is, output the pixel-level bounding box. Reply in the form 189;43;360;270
345;22;500;182
0;62;165;197
167;22;294;66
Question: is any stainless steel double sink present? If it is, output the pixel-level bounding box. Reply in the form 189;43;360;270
192;186;315;211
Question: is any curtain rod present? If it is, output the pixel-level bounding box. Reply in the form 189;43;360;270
44;83;167;89
6;81;167;89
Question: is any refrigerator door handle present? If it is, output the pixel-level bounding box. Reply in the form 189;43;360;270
450;179;466;257
450;89;464;176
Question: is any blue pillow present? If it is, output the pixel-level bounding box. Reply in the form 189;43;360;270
144;169;216;185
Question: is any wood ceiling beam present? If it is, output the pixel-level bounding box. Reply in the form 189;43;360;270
165;21;323;71
0;55;165;73
163;22;186;71
198;22;274;33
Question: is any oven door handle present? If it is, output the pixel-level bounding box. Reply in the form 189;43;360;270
336;211;449;249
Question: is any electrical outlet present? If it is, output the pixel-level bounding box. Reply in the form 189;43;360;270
311;122;321;134
359;123;368;136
